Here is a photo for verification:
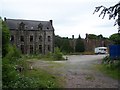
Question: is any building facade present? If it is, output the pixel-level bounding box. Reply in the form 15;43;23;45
5;18;54;54
70;34;112;52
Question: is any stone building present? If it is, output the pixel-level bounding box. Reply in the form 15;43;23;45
70;34;112;52
5;18;55;54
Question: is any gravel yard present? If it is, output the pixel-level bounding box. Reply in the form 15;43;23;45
30;55;119;88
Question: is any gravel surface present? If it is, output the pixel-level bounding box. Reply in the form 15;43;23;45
30;55;119;88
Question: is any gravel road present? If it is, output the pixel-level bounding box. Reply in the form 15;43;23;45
30;55;119;88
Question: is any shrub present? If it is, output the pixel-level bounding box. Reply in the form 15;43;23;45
102;56;110;64
53;47;64;60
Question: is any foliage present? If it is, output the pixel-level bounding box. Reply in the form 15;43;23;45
95;64;120;80
2;20;61;88
102;56;120;69
53;47;64;60
0;18;2;56
97;56;120;79
2;20;10;57
55;35;73;53
61;37;73;53
87;34;106;39
87;34;97;39
75;35;85;52
93;2;120;26
109;33;120;44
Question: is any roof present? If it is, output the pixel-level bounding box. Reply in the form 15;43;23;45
5;18;54;31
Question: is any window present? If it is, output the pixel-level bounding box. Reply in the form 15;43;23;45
39;36;42;42
47;27;49;29
21;45;24;54
38;23;43;30
19;22;25;30
30;35;33;42
20;36;24;42
39;45;42;53
48;45;51;51
11;35;14;42
30;45;33;54
48;36;51;42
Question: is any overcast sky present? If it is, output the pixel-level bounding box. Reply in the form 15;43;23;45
1;0;119;38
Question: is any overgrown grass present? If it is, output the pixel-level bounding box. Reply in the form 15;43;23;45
22;68;63;88
95;64;120;80
22;48;65;61
95;56;120;80
2;45;65;88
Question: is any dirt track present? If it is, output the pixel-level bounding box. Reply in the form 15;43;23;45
30;55;119;88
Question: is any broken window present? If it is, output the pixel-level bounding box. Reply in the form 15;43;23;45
30;35;33;42
20;36;24;42
48;45;51;51
39;36;42;42
47;27;49;29
11;35;14;42
39;45;42;53
48;36;51;42
21;45;24;54
30;45;33;54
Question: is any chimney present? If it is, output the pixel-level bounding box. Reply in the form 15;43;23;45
72;35;74;39
85;33;88;39
50;20;53;25
4;17;6;21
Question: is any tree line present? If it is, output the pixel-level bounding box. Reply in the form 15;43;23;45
55;35;85;54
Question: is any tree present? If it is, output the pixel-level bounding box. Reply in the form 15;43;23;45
93;2;120;32
2;19;10;57
61;37;73;53
75;35;85;52
109;33;120;44
55;36;73;53
87;34;97;39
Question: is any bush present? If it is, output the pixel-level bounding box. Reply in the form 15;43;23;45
53;47;64;60
102;56;110;64
102;56;120;70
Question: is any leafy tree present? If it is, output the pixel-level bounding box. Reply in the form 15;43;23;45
2;19;10;57
54;35;62;49
109;33;120;44
75;35;85;52
97;34;103;39
93;2;120;32
55;36;73;53
61;37;73;53
87;34;97;39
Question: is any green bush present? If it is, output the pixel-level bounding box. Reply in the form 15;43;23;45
102;56;120;70
53;47;64;60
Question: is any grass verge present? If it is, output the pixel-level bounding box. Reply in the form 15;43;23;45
94;64;120;80
22;68;64;88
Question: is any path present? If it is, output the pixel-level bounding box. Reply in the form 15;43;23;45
30;55;119;88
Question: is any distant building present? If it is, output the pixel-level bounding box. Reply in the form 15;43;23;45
69;34;112;52
5;18;55;54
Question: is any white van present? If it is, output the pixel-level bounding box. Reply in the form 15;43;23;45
94;47;107;54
